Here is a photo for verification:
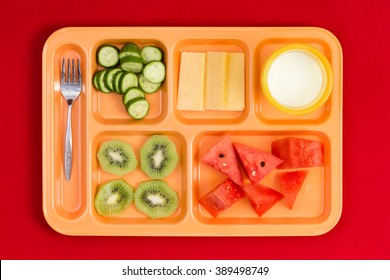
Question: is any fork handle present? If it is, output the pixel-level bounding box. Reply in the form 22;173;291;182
64;101;73;181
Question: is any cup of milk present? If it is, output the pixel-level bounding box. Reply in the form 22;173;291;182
261;44;333;115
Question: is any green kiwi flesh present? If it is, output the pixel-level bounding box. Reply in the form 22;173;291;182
94;179;134;216
140;135;179;179
97;139;137;176
134;180;178;219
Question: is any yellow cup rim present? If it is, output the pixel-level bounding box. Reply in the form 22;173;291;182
261;44;333;115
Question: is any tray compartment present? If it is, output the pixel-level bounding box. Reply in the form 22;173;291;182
90;130;188;225
90;39;169;125
50;44;88;220
192;130;332;225
171;38;250;125
254;38;334;124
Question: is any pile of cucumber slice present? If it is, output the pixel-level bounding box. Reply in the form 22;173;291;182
93;43;166;120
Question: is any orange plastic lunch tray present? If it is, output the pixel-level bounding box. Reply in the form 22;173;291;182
42;27;342;236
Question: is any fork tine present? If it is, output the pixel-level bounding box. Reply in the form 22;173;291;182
77;59;81;84
71;59;75;83
61;58;65;83
67;58;70;83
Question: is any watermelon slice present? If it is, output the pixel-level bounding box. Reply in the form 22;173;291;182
201;136;243;186
233;142;283;185
278;170;309;209
199;178;245;217
243;183;284;217
271;137;324;169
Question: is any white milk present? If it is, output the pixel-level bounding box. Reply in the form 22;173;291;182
267;51;324;108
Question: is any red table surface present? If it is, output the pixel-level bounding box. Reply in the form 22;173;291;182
1;0;389;260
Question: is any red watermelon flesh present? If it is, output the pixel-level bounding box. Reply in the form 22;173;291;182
271;137;324;169
199;178;245;217
278;170;309;209
243;183;284;217
233;142;283;185
201;136;243;186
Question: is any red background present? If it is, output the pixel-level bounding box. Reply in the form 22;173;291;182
1;0;390;259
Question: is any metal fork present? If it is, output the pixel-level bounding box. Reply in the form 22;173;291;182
60;58;82;181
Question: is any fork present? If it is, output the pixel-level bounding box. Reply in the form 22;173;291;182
60;58;82;181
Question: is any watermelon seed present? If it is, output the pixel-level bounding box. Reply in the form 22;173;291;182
251;170;256;176
218;153;225;158
222;162;227;167
260;161;265;167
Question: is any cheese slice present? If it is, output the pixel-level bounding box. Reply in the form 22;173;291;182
225;52;245;111
204;52;227;110
177;52;206;111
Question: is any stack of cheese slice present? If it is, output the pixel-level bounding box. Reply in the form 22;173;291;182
177;51;245;111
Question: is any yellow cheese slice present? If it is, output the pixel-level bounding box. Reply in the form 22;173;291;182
204;52;227;110
177;52;206;111
225;52;245;111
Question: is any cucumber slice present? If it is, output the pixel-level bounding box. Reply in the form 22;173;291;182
97;45;120;68
112;70;124;94
138;73;161;94
122;87;145;106
141;46;163;64
104;68;122;92
142;61;166;83
92;71;100;90
119;43;141;59
118;72;138;94
126;97;150;120
96;70;111;93
120;56;144;73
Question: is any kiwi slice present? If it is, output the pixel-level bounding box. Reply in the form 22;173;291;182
97;139;137;176
140;135;179;179
94;179;134;216
134;180;178;219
